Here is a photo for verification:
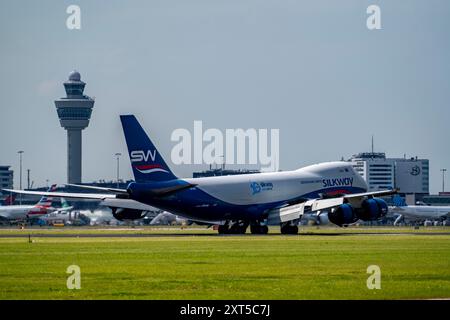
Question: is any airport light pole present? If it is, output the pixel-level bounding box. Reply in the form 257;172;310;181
115;153;121;188
17;150;24;205
441;168;447;193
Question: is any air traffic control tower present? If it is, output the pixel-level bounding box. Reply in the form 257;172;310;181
54;71;95;184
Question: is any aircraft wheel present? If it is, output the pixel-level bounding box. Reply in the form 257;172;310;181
281;224;298;234
218;224;229;234
261;225;269;234
250;224;268;234
250;225;260;234
229;222;242;234
227;221;249;234
240;221;249;234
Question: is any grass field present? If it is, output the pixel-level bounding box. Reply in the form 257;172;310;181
0;226;449;299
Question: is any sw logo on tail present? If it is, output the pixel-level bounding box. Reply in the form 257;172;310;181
130;150;157;163
121;115;177;182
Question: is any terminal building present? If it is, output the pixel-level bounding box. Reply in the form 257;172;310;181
0;166;14;204
0;165;13;191
348;152;429;202
423;192;450;206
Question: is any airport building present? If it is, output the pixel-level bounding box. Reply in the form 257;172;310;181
0;166;13;190
54;71;95;184
348;152;429;196
422;192;450;206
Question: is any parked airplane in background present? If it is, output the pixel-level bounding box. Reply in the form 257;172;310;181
38;197;79;224
390;195;450;225
0;185;57;221
6;115;396;234
48;197;74;214
150;211;188;226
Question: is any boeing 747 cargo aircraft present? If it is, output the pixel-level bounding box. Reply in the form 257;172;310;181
5;115;396;234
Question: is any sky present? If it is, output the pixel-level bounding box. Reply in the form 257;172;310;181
0;0;449;193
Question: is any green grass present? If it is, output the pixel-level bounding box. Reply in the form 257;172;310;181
0;229;449;299
0;225;449;235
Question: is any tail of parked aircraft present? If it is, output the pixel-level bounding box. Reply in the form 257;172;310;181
36;184;57;208
61;197;71;209
120;115;177;183
393;195;407;207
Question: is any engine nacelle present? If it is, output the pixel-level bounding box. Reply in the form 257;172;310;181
356;198;388;221
111;208;147;221
328;204;358;226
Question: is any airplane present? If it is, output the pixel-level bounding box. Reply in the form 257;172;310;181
389;195;450;225
38;197;79;224
79;208;117;225
5;115;396;234
49;197;74;214
0;184;57;221
150;211;189;226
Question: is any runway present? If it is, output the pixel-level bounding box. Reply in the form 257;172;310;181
0;231;449;238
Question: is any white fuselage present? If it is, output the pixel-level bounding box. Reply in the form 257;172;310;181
0;205;34;220
0;205;51;220
184;161;368;206
390;205;450;220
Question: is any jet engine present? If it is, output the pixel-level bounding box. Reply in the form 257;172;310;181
356;198;388;221
328;198;388;226
328;204;358;226
111;208;147;221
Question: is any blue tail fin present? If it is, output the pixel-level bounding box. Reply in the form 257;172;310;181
393;195;406;207
120;115;177;183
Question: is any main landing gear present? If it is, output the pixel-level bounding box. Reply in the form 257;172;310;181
280;222;298;235
217;220;298;235
218;220;268;234
218;221;248;234
250;224;268;234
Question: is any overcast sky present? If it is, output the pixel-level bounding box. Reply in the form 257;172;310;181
0;0;449;193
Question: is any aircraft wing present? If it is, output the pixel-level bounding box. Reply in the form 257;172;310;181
267;189;397;224
65;184;128;194
3;189;116;200
101;198;158;211
342;189;399;199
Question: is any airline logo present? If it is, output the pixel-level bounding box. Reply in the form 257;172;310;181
131;150;157;163
322;177;353;188
130;150;169;174
250;181;273;195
